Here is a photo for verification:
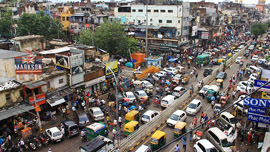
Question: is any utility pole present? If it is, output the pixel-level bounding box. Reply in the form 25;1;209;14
31;90;42;132
145;0;149;57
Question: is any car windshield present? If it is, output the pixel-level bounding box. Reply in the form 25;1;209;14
79;116;88;122
218;73;224;77
94;110;103;115
151;138;158;144
221;139;232;147
209;148;219;152
202;87;208;91
229;118;237;124
170;114;179;121
139;92;147;97
142;115;150;120
188;103;197;109
53;131;62;137
128;94;134;98
161;100;168;105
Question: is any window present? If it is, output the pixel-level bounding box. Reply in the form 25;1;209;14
132;9;136;12
159;20;162;23
154;10;159;13
168;10;173;13
66;17;69;21
178;20;181;23
161;10;165;13
62;17;65;21
59;78;64;84
147;9;151;12
197;143;206;152
167;20;172;23
138;9;143;12
150;18;152;21
138;20;141;24
5;93;11;102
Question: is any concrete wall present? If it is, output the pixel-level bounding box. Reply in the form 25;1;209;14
0;59;16;82
49;75;67;89
17;38;43;52
0;88;22;108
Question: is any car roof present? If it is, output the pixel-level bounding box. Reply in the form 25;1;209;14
142;80;150;84
126;92;134;95
78;112;88;117
203;85;210;88
173;110;185;115
90;107;101;111
191;99;201;104
221;111;234;119
49;127;60;132
135;145;150;152
137;90;146;93
197;139;215;149
174;86;184;90
162;95;175;100
63;120;77;126
208;127;227;139
143;110;158;115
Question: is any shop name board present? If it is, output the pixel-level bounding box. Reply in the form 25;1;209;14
160;43;178;48
248;106;266;115
106;61;118;76
14;56;43;74
244;98;270;107
254;80;270;89
29;94;46;105
248;113;270;124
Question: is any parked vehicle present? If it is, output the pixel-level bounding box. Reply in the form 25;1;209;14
61;120;79;139
206;127;232;152
219;112;241;129
45;127;63;143
76;112;90;129
194;139;219;152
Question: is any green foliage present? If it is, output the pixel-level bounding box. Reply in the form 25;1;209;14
79;20;138;58
0;9;12;37
251;23;267;39
79;29;94;46
266;55;270;62
17;12;63;40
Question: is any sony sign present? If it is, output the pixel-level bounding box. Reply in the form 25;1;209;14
243;98;270;107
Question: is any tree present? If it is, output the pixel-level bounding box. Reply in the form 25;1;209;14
251;23;267;39
0;8;13;37
79;29;94;46
17;12;63;40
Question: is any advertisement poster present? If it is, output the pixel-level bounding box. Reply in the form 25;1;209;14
201;32;209;39
70;54;83;68
71;65;84;75
14;56;43;74
56;55;70;69
106;61;118;76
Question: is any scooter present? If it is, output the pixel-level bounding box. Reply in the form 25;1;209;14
81;135;87;142
33;136;42;149
39;134;49;147
26;137;36;151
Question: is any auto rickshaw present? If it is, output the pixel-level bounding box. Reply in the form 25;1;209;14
125;110;139;123
217;58;225;65
174;121;187;138
227;53;232;59
216;79;223;88
86;123;108;140
221;95;230;107
150;130;166;150
181;74;189;85
124;121;139;136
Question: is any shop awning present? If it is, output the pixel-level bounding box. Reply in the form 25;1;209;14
25;81;48;89
47;98;66;107
0;104;34;121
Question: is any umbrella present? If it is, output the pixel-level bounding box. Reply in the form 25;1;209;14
169;58;175;62
133;80;142;85
188;56;193;59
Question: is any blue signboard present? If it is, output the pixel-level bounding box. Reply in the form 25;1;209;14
254;80;270;89
244;98;270;107
248;106;266;115
248;113;270;124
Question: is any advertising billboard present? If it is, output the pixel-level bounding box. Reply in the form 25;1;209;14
14;56;43;74
106;61;118;76
70;73;84;86
201;32;209;39
248;113;270;124
70;54;83;68
56;55;70;69
71;65;84;75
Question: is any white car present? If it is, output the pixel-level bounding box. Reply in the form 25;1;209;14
233;49;240;53
247;76;256;83
186;99;202;115
238;45;245;49
233;95;248;114
235;57;242;64
141;80;153;89
238;81;254;88
166;110;187;127
172;86;187;97
124;92;136;103
175;66;185;74
236;85;252;93
249;73;258;79
194;139;218;152
141;110;160;124
199;85;210;96
45;127;63;143
153;71;167;81
258;58;266;65
172;74;183;84
89;107;105;121
252;55;259;62
163;67;177;75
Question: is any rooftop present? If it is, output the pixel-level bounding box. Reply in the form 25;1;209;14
0;49;29;59
12;35;44;41
0;81;22;92
39;47;71;55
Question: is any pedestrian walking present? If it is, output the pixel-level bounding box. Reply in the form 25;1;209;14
200;117;205;129
232;90;236;99
195;73;198;81
62;107;66;119
52;115;56;124
175;144;180;152
211;100;215;109
182;138;187;151
189;128;192;143
118;116;122;127
200;112;204;119
72;106;76;116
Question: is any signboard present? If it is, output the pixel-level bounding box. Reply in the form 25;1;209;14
160;43;178;48
14;56;42;74
29;93;46;106
106;61;118;76
254;80;270;89
71;65;83;75
201;32;209;39
56;55;70;69
248;113;270;124
248;106;266;115
243;98;270;107
70;54;83;68
192;26;197;36
85;76;106;88
177;6;182;18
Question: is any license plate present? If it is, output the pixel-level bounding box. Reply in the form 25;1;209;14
56;139;61;142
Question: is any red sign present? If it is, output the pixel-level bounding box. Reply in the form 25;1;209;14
85;24;89;28
29;94;46;106
212;33;217;38
14;56;43;74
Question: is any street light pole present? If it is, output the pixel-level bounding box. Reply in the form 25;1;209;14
31;90;42;132
96;59;120;147
145;0;149;57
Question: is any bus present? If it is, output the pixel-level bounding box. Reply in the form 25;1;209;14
196;54;210;65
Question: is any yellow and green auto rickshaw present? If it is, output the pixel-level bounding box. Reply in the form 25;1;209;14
86;123;108;140
227;53;232;59
174;121;187;138
123;121;139;136
216;79;224;88
150;130;166;150
125;110;139;123
217;58;225;65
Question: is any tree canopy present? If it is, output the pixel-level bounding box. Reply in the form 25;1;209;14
0;9;13;37
17;12;63;40
79;20;139;58
251;23;267;39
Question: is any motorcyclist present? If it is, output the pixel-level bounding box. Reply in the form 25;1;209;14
81;129;86;137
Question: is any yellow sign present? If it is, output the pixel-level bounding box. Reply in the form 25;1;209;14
262;92;270;99
106;61;118;76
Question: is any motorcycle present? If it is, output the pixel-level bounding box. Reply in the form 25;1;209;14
33;136;42;149
81;135;87;142
26;137;36;151
18;139;29;152
39;134;49;147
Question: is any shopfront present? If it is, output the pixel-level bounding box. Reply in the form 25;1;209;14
85;76;106;95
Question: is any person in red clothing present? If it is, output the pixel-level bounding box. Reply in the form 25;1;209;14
200;112;204;119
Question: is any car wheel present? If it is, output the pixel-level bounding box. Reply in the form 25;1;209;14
194;148;197;152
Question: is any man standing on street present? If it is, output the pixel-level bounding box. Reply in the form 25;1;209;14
118;116;122;127
175;144;180;152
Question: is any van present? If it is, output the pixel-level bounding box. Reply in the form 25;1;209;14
135;145;152;152
206;127;232;152
160;95;177;109
61;120;79;139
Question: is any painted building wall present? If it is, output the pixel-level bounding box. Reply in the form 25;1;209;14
0;88;22;108
0;59;16;83
49;75;67;89
61;7;74;31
